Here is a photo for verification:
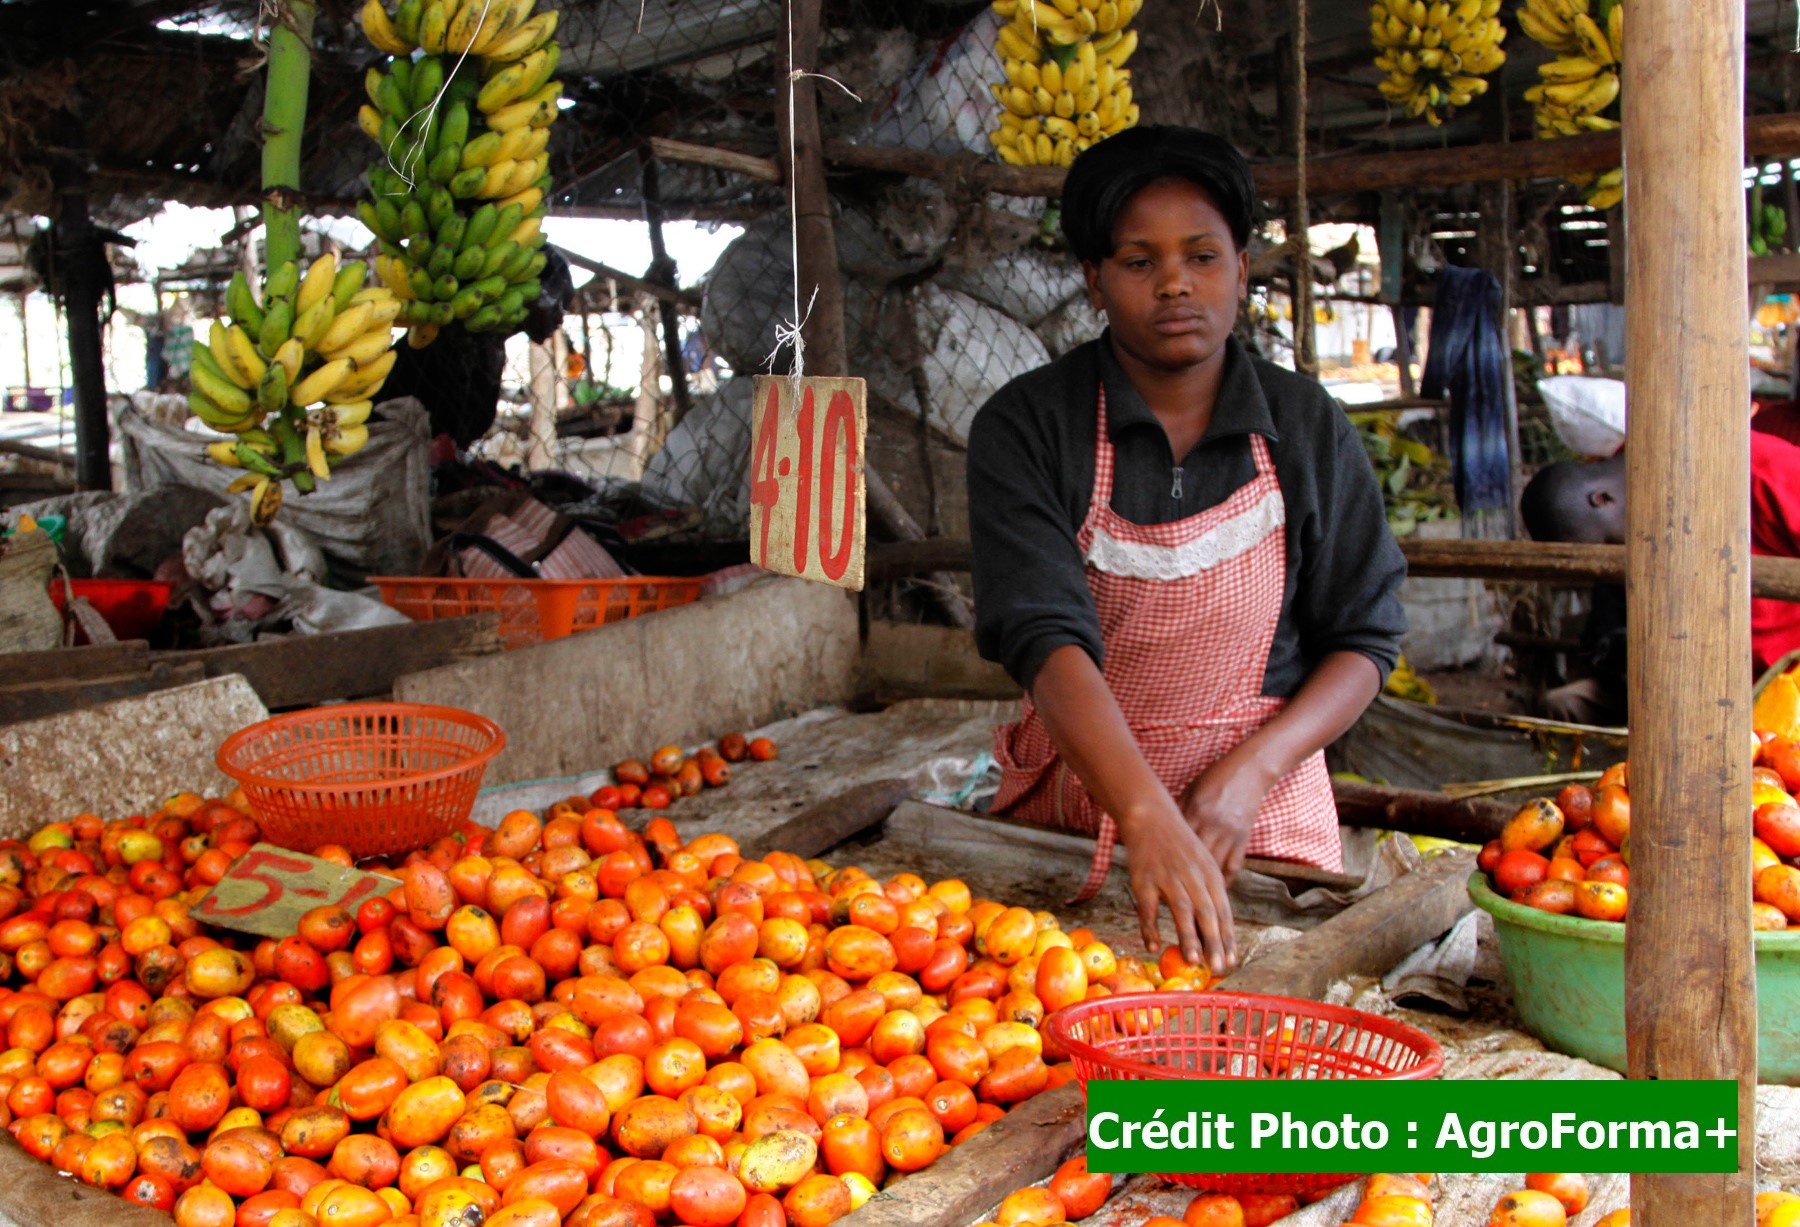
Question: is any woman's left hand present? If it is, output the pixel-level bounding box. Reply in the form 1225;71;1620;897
1180;748;1278;884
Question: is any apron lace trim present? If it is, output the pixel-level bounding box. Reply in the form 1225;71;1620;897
1082;487;1286;581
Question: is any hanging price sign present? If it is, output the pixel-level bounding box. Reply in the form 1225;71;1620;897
748;375;866;591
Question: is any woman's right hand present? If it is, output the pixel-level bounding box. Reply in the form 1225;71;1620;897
1116;798;1237;976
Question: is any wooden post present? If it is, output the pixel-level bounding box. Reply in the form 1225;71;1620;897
1274;23;1317;376
774;0;850;376
527;340;556;472
1478;179;1521;536
1622;0;1756;1220
52;165;110;492
637;152;694;425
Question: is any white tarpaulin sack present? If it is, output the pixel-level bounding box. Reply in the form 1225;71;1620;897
1538;375;1626;458
117;398;433;583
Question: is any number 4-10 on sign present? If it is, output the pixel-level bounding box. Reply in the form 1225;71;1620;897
749;374;867;591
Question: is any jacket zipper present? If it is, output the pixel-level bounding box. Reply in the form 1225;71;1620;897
1171;464;1184;502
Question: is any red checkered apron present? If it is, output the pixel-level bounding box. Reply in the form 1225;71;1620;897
991;385;1342;901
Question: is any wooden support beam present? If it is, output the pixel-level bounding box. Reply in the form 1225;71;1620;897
646;137;783;185
638;152;694;426
551;245;702;311
866;535;1800;601
159;614;502;711
0;660;205;727
1331;779;1512;845
738;777;911;861
1223;847;1478;1000
822;112;1800;201
1623;0;1756;1217
0;437;73;468
51;165;110;491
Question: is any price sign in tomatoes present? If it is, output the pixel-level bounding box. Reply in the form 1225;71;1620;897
748;374;867;591
196;843;400;938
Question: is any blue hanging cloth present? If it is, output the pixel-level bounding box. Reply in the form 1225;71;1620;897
1420;265;1512;524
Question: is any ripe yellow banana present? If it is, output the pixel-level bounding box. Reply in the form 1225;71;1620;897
481;9;557;62
322;328;395;369
360;0;414;54
326;351;398;401
314;302;376;356
291;358;358;407
295;254;338;314
272;338;304;387
306;427;331;482
223;325;268;386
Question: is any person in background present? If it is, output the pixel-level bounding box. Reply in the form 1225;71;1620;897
965;126;1407;975
380;247;578;455
1522;427;1800;721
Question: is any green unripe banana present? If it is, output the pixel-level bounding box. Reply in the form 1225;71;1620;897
428;146;460;186
389;54;414;100
358;199;396;244
226;270;265;335
433;273;459;302
400;200;428;237
439;101;470;154
258;299;294;360
257;362;289;417
375;73;410;123
395;0;423;44
490;204;524;247
499;244;536;280
409;267;435;300
332;261;368;309
267;261;300;302
465;305;502;333
428;245;456;280
479;240;518;280
410;56;445;111
437;215;468;252
235;441;285;478
461;203;498;252
449;167;487;199
450;285;487;319
452;245;487;281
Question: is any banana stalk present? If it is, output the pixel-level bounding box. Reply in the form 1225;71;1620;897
260;2;317;281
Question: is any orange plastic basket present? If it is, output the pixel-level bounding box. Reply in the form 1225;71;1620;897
370;576;702;651
1046;991;1443;1197
216;703;505;860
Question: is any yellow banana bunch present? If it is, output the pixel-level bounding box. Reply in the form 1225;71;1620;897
1519;0;1624;208
988;0;1139;167
194;252;398;508
1370;0;1506;127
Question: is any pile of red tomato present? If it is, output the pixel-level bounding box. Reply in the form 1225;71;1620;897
0;780;1209;1227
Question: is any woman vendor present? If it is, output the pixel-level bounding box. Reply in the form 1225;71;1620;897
966;126;1407;976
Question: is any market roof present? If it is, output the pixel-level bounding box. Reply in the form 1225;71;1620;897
1;0;1794;255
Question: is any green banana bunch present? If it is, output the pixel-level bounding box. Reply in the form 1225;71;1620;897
988;0;1140;168
359;2;561;346
1368;0;1506;128
194;251;400;512
1519;0;1624;209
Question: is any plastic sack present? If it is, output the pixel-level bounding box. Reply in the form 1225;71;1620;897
1538;375;1626;458
118;398;433;583
862;8;1001;156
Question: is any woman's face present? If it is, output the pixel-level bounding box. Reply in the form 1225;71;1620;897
1083;177;1249;374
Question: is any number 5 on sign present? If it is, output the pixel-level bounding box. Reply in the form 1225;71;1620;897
749;375;866;591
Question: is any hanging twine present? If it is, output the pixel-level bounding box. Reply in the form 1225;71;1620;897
1293;0;1314;374
766;3;860;382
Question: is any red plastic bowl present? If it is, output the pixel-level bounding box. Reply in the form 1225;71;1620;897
1046;991;1443;1197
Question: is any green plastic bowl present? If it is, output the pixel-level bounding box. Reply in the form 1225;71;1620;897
1468;872;1800;1083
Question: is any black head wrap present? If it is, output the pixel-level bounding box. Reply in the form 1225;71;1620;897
1060;125;1259;264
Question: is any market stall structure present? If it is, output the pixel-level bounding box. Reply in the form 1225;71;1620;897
0;0;1795;1224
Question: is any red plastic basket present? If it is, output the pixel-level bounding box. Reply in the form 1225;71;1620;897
48;579;172;643
216;703;505;860
370;576;702;650
1047;991;1443;1197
